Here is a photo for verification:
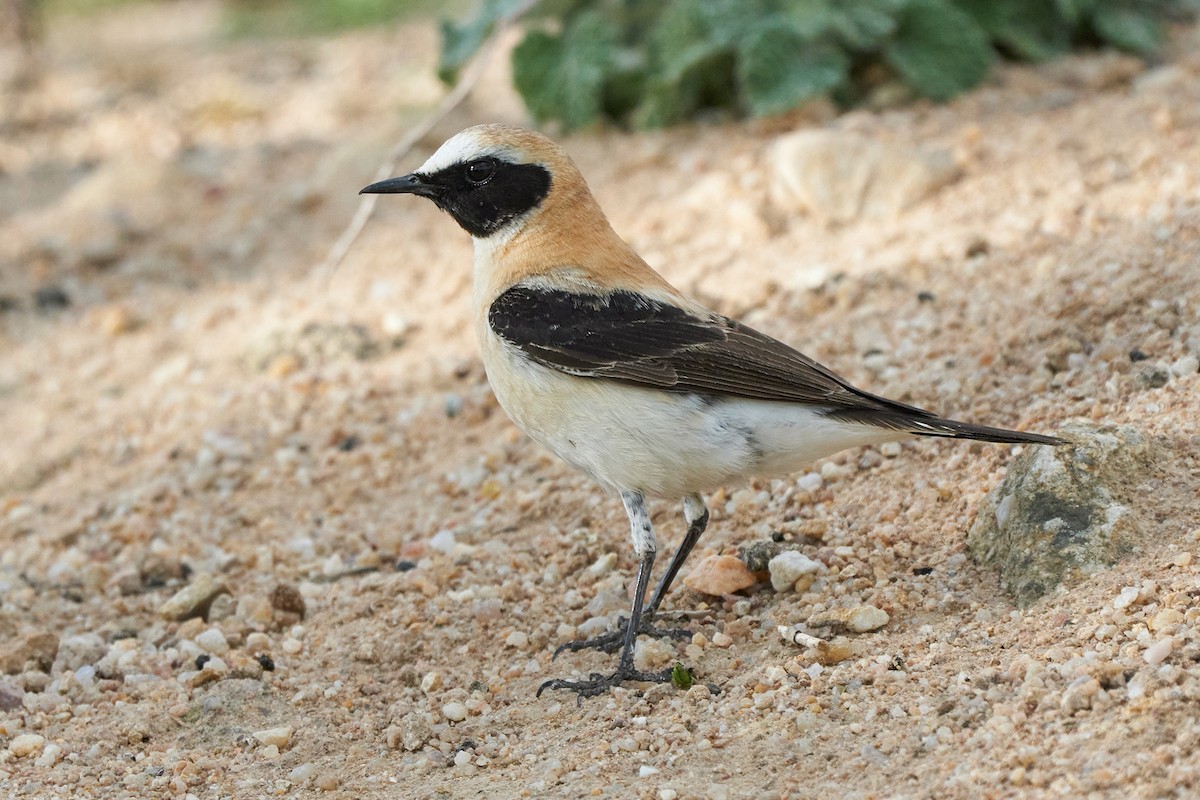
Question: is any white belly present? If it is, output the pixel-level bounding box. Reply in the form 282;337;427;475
480;335;901;499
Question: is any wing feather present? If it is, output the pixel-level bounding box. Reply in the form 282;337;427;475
487;284;930;420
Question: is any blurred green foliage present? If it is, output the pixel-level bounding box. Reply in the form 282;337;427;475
441;0;1198;129
222;0;470;37
43;0;471;34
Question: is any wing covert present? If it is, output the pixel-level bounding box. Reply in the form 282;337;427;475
487;284;937;425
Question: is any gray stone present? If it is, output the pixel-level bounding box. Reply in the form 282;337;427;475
1134;363;1170;390
0;681;24;710
54;633;107;672
967;421;1154;606
738;540;781;573
399;713;432;752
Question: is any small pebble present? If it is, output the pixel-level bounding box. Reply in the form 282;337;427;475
1144;638;1174;665
195;629;229;656
269;584;307;618
711;632;733;648
809;605;890;633
634;637;675;671
398;713;432;751
421;671;443;693
738;540;781;572
682;555;757;596
504;630;529;648
158;576;229;621
1173;552;1193;567
1133;363;1170;390
442;702;468;722
1149;608;1183;633
1170;354;1199;377
1113;586;1140;610
846;605;890;633
587;552;618;576
288;763;316;783
96;304;138;336
819;462;850;481
34;743;63;768
767;551;822;592
253;726;293;749
9;733;45;757
429;530;457;554
880;441;902;458
796;472;823;493
639;766;660;778
0;681;25;711
577;616;612;637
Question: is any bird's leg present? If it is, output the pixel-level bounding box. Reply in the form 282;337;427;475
538;492;674;700
552;494;709;658
644;494;709;618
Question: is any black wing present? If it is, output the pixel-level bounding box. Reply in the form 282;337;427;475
487;284;1062;445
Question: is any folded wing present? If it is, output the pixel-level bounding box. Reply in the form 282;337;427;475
488;284;1060;445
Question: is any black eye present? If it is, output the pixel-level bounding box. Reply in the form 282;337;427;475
464;158;497;186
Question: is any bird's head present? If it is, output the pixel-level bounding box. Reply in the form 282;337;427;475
361;124;582;240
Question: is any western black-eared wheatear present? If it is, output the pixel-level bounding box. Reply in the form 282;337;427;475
361;124;1061;699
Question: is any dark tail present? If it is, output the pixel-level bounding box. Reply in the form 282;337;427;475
828;403;1064;446
824;382;1063;446
901;416;1064;445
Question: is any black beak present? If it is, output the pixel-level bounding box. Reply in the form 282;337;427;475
359;173;435;196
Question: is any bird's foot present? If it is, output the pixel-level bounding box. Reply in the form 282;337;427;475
552;615;692;659
537;665;674;702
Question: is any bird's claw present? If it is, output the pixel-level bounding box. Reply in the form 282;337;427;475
536;666;675;703
551;616;692;659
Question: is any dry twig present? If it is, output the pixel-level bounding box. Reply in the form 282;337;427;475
316;0;539;284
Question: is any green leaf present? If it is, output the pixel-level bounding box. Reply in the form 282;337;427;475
955;0;1071;61
830;0;903;49
632;0;745;128
511;11;619;130
1090;2;1162;55
737;22;848;116
884;0;995;101
778;0;839;38
438;0;530;84
671;662;694;690
651;0;744;82
1055;0;1097;24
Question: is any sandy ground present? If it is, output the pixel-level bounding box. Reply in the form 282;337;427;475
2;4;1200;799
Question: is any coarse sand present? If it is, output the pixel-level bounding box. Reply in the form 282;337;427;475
1;5;1199;799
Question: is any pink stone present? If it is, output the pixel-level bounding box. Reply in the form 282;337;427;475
682;555;758;596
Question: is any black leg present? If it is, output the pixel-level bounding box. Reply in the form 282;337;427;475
644;494;709;617
552;494;709;658
538;492;674;700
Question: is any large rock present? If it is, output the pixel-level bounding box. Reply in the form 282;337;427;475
769;130;961;224
967;422;1155;606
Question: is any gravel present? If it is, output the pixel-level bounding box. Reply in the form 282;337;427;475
1;9;1199;799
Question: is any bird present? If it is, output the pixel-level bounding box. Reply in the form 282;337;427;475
361;123;1062;700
